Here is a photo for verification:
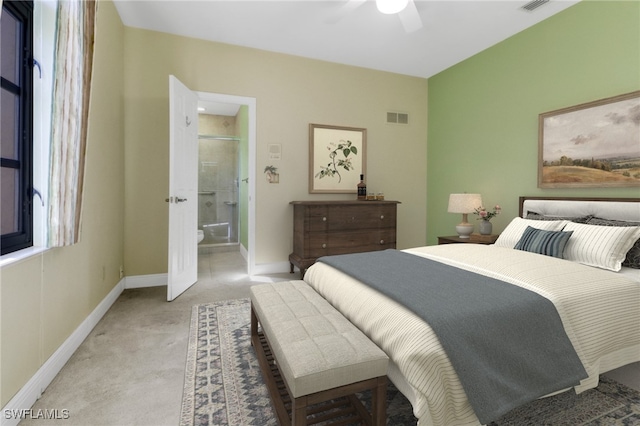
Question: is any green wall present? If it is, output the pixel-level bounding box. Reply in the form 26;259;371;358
427;1;640;244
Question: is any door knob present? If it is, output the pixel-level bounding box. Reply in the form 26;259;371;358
176;198;187;203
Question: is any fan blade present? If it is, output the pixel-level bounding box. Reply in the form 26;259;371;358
399;0;422;33
325;0;367;24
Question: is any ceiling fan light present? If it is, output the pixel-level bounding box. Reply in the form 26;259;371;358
376;0;409;15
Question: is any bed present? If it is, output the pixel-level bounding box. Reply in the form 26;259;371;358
303;196;640;426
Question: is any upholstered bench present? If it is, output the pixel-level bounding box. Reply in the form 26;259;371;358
250;280;389;426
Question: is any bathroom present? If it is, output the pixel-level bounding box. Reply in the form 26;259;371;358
197;106;243;252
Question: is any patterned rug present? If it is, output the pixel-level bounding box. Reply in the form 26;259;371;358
180;299;640;426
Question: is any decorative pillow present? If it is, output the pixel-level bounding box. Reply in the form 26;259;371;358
526;211;592;224
514;226;573;258
562;222;640;272
586;217;640;269
494;217;568;249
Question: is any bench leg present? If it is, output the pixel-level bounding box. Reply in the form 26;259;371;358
372;376;387;426
250;303;258;347
291;395;308;426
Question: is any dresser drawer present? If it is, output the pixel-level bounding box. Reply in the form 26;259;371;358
290;200;400;276
306;229;396;258
307;204;396;232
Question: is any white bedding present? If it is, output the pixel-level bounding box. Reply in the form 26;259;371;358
304;244;640;426
619;266;640;282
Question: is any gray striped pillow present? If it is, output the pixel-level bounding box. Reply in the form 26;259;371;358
562;222;640;272
514;226;573;258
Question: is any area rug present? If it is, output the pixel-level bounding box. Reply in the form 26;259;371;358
180;299;640;426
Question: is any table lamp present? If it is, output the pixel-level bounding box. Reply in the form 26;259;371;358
448;193;482;239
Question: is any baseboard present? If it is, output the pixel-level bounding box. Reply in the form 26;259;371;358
124;273;167;289
252;261;291;276
1;279;125;426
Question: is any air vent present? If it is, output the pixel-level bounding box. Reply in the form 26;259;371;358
387;112;409;125
521;0;549;12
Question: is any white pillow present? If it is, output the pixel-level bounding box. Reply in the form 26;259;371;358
562;222;640;272
494;217;568;248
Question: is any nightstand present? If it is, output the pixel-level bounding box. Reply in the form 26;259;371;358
438;234;499;245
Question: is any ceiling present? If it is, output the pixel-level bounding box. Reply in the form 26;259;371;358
113;0;579;114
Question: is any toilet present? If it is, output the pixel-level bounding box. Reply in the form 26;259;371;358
197;230;204;243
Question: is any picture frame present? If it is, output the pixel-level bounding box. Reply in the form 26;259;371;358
309;124;367;193
538;90;640;188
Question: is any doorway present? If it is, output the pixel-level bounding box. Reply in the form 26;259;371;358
197;125;240;247
196;92;256;275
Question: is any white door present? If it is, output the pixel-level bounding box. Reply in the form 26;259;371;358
168;75;198;301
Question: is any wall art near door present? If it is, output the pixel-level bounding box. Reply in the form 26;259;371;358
309;124;367;193
538;90;640;188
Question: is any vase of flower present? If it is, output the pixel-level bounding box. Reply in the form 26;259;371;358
474;204;501;236
479;219;492;235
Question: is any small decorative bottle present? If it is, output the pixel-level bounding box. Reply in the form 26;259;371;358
357;174;366;200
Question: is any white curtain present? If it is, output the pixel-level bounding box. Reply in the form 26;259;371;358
48;0;97;246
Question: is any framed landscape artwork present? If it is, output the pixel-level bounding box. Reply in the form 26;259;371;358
538;90;640;188
309;124;366;193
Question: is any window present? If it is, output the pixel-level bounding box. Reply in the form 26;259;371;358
1;0;34;255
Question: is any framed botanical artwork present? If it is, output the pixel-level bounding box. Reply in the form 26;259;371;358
538;90;640;188
309;124;367;193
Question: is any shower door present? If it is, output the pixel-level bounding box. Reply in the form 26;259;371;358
198;135;240;246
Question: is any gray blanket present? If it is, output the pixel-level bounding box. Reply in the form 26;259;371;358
318;249;587;424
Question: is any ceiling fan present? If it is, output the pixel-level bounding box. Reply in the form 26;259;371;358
327;0;423;33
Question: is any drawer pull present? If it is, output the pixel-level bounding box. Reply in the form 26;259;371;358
380;239;385;245
380;215;385;219
322;243;327;248
322;217;327;221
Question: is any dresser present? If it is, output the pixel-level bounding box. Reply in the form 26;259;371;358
289;200;400;276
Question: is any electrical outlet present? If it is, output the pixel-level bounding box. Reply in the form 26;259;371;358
119;265;124;279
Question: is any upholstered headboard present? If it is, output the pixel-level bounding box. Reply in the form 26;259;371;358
519;197;640;223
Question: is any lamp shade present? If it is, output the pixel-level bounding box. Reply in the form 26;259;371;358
448;193;483;214
376;0;409;14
